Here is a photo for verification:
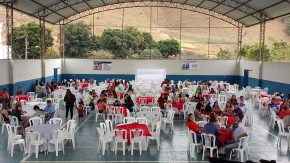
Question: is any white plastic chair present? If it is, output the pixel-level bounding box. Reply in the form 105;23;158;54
201;133;219;160
95;106;104;122
218;95;227;103
96;127;113;155
63;122;76;150
9;116;23;134
100;122;106;130
229;136;249;162
151;114;162;132
277;121;290;148
148;121;161;150
164;103;172;118
104;119;114;138
29;117;43;126
139;98;147;107
49;118;63;126
217;116;228;128
34;98;43;102
258;98;269;116
187;128;202;158
123;117;135;124
151;106;161;112
183;102;197;119
136;117;148;125
114;128;127;155
201;114;209;122
26;131;46;158
7;125;25;157
140;106;150;112
114;106;124;124
130;129;144;155
0;114;10;134
48;129;65;156
196;121;207;127
106;106;115;122
162;111;175;132
269;109;282;129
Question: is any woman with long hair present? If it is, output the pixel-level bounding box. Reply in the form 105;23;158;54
194;103;203;121
157;94;167;110
179;92;186;103
0;102;11;122
64;89;76;120
186;113;203;143
12;104;29;134
127;85;134;95
212;101;222;116
223;102;233;115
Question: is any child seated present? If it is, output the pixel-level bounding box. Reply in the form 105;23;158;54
76;103;84;121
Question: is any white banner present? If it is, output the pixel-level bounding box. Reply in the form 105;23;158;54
182;60;199;70
135;69;166;86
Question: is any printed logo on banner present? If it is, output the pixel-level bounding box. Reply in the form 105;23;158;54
182;61;199;70
93;61;112;71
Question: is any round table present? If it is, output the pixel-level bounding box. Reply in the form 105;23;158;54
26;124;60;140
26;102;46;106
136;111;161;117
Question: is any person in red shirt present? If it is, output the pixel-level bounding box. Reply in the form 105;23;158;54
157;94;167;109
161;78;168;87
279;106;290;119
76;103;85;121
186;113;203;143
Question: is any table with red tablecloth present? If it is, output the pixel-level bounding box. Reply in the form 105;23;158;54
81;83;88;88
115;122;151;146
216;128;234;147
171;102;184;111
202;111;233;126
136;96;154;104
202;92;208;97
260;94;272;98
15;95;30;102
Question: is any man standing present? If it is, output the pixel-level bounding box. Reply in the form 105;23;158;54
232;103;244;121
237;96;248;113
44;100;55;122
225;121;248;159
77;89;85;105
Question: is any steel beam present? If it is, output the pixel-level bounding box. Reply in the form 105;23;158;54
39;17;45;58
259;20;266;61
59;2;240;27
237;23;243;59
6;2;13;59
59;23;64;58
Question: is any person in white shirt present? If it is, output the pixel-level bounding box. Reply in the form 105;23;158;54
77;89;85;105
119;80;125;92
237;96;247;112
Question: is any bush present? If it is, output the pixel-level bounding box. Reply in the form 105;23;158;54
139;49;162;59
217;48;234;60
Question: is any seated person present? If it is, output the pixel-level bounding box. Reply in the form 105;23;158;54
232;103;244;121
279;99;289;114
228;94;237;105
124;96;134;112
237;96;247;112
194;103;203;121
12;104;29;134
223;102;233;116
96;94;107;118
0;102;11;122
225;120;248;160
195;93;204;103
190;96;196;102
43;100;55;122
171;92;179;103
209;88;215;94
203;116;222;154
217;84;223;93
15;87;24;95
157;94;167;110
268;98;278;113
186;113;203;143
212;102;222;116
279;106;290;119
30;105;45;118
195;86;202;96
179;92;186;103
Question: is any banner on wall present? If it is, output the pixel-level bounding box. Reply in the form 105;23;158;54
93;61;112;71
182;60;199;70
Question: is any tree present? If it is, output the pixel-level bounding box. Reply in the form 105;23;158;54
139;49;162;59
139;32;156;51
217;48;234;60
63;21;92;58
89;35;102;52
11;21;53;59
240;43;272;61
157;39;180;58
101;29;138;58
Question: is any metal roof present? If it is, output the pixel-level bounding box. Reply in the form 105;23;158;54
1;0;290;27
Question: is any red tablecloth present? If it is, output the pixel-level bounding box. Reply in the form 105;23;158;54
118;93;124;99
260;94;271;98
81;83;88;88
171;102;184;111
160;91;170;95
202;93;208;97
15;95;30;102
115;122;151;145
216;128;234;147
136;97;154;104
280;110;290;119
275;101;282;105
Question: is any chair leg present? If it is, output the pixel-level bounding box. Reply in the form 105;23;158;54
202;147;205;160
192;145;195;158
55;144;58;156
35;145;39;158
139;142;142;155
62;142;65;154
115;142;117;155
102;142;106;155
131;142;134;155
122;142;125;155
72;137;75;150
11;144;14;157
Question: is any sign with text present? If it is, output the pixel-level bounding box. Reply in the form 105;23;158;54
93;61;112;71
182;61;199;70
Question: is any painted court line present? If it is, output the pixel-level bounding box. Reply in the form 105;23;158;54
21;113;91;163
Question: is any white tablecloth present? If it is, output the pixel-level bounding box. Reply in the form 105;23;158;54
136;111;162;117
26;102;46;106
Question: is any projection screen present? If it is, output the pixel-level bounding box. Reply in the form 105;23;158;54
135;69;166;86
